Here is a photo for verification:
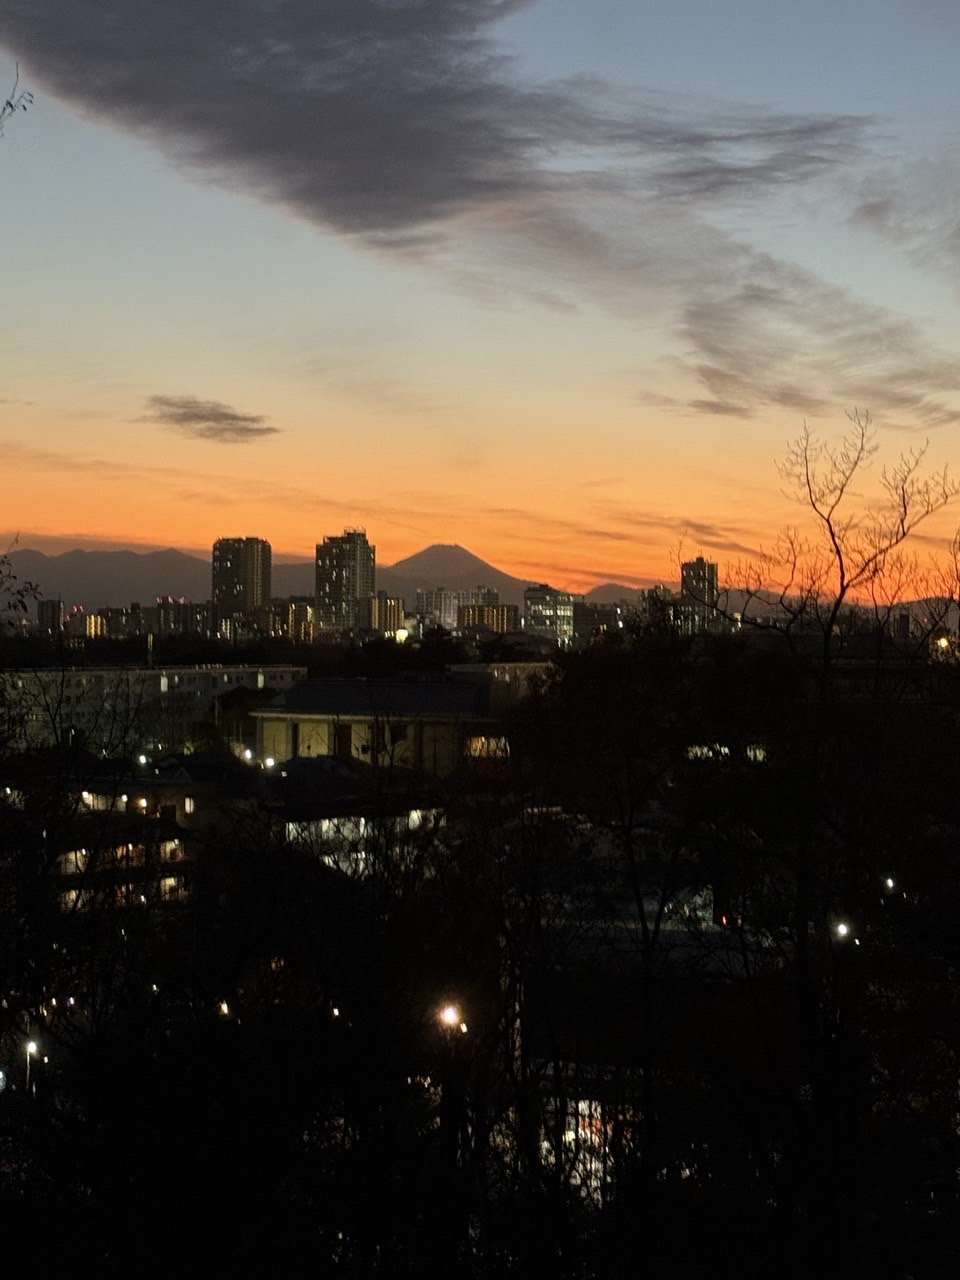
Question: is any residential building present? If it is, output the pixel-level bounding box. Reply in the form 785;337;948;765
212;537;272;637
65;606;104;640
458;603;520;633
416;587;463;632
52;754;260;913
315;529;375;633
523;584;576;644
359;591;406;637
417;585;501;632
5;664;306;755
573;601;623;639
679;557;720;634
36;598;64;637
285;598;317;644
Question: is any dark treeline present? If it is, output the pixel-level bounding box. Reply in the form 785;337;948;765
3;614;960;1277
0;625;541;678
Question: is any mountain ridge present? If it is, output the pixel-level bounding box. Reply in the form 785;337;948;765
8;544;646;613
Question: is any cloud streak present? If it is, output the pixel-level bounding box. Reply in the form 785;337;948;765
0;2;869;241
140;395;279;443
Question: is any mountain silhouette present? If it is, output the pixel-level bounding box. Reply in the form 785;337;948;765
9;543;641;614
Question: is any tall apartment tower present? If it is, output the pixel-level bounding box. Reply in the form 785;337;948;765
679;556;719;634
212;538;272;630
315;528;375;632
36;597;65;637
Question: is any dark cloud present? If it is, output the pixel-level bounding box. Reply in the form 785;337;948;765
140;394;279;443
0;2;870;242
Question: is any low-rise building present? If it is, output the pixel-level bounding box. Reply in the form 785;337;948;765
253;677;506;776
4;665;306;755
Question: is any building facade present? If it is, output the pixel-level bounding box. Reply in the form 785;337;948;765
315;529;375;633
679;557;720;634
458;603;520;633
5;664;305;755
253;677;502;777
358;591;406;637
416;586;501;632
212;537;272;637
523;584;576;644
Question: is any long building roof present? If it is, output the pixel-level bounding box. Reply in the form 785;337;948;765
254;677;492;720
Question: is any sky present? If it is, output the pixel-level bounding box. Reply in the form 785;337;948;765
3;0;960;591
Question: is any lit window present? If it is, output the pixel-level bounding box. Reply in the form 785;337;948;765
467;736;509;758
160;876;185;901
184;797;196;815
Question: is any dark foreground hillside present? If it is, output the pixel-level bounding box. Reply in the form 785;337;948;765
3;622;960;1278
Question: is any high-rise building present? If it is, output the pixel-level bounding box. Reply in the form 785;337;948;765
212;538;272;637
315;528;375;633
523;584;576;644
679;556;719;634
36;597;65;637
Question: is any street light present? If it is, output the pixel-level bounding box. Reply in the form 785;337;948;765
25;1040;37;1095
438;1003;468;1035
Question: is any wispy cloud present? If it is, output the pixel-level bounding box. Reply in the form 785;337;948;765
675;258;960;426
0;3;869;241
140;394;279;443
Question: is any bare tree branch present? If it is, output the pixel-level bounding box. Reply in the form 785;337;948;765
0;63;32;137
732;410;960;663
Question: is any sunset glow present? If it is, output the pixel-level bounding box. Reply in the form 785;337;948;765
3;3;960;590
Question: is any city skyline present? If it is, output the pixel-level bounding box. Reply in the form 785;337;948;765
4;4;960;592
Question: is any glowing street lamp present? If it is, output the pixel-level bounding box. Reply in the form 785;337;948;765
25;1040;37;1095
438;1003;468;1035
